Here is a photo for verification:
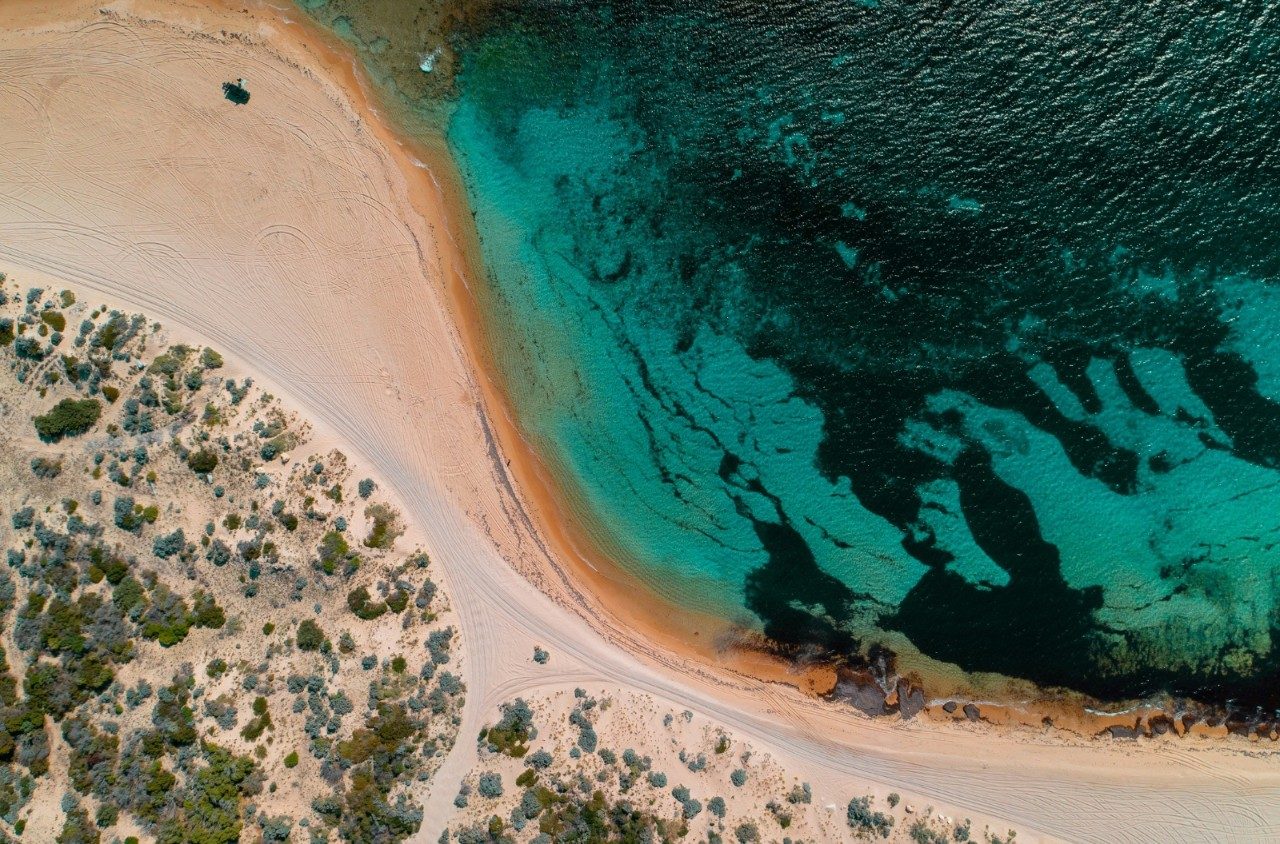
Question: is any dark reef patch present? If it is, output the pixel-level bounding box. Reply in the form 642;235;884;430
743;518;859;657
888;447;1105;693
349;0;1280;708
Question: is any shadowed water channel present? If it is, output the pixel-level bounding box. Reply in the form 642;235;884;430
300;0;1280;708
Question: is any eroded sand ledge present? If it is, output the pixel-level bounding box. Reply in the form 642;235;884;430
1;1;1278;840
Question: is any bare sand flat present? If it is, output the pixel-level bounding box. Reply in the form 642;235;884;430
1;1;1278;841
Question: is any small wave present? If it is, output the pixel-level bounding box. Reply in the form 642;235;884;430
419;48;442;74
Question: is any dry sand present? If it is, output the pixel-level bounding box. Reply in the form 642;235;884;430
0;1;1278;841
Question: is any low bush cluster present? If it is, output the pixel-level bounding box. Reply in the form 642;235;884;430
482;698;534;758
848;795;894;837
33;398;100;441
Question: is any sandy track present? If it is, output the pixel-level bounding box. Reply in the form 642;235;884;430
0;2;1278;841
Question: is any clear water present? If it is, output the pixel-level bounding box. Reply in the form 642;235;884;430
302;0;1280;706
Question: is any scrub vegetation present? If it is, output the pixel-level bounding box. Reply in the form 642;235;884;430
447;689;987;844
0;280;462;842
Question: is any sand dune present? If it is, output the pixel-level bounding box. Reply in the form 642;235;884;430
1;1;1278;841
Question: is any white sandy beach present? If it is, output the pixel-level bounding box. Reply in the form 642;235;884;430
0;1;1278;841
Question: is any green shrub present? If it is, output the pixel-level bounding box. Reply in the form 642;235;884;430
187;449;219;474
336;703;418;766
385;588;409;614
346;586;386;620
40;310;66;332
192;591;226;629
296;619;324;651
139;586;192;647
317;530;358;576
34;398;101;441
95;803;118;828
57;801;96;843
162;388;184;415
97;552;129;586
155;744;257;842
14;336;44;360
109;572;143;612
241;698;272;740
62;355;81;382
362;504;403;549
284;751;299;769
483;699;534;758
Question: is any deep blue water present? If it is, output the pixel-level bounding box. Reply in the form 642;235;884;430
305;0;1280;706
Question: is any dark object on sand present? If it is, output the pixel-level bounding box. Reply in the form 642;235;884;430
222;80;250;105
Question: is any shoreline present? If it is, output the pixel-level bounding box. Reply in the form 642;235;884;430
1;0;833;699
68;0;1279;738
270;2;859;696
287;3;1280;738
4;6;1280;839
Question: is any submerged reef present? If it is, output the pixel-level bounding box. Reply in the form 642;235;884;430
303;0;1280;709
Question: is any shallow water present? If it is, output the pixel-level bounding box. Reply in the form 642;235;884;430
301;0;1280;706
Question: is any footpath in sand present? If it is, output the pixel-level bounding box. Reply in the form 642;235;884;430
0;1;1277;841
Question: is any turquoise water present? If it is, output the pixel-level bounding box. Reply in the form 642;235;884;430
304;0;1280;706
